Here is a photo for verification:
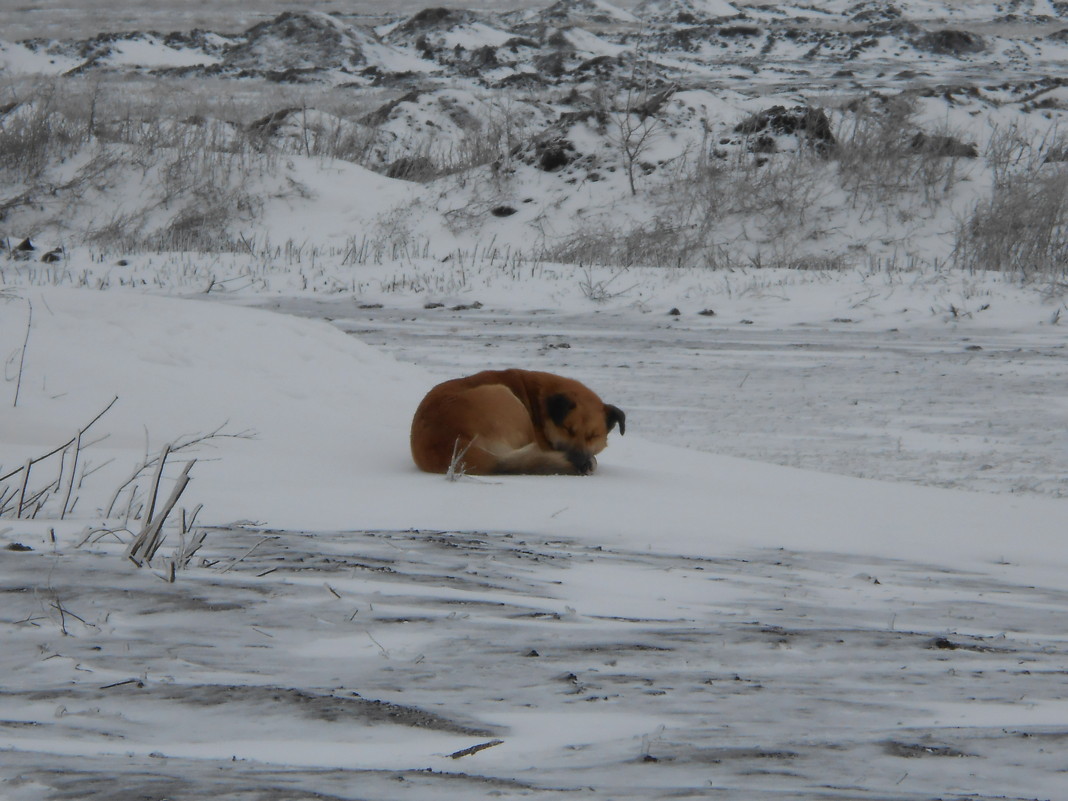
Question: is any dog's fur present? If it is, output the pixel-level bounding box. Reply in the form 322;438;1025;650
410;369;625;475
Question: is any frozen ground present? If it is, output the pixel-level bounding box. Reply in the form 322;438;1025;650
1;287;1066;801
5;524;1068;800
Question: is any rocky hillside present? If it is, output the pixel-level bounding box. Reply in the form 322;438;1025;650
3;0;1067;89
2;0;1067;274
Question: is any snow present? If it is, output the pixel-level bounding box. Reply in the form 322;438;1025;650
1;274;1066;790
434;21;519;50
2;1;1068;797
637;0;740;18
256;159;424;243
0;40;81;75
581;0;640;23
6;286;1061;574
561;26;629;56
101;36;220;68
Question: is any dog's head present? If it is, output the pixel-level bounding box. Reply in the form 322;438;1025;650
544;389;626;474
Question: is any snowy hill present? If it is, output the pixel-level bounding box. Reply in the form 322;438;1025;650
532;0;640;25
636;0;741;21
5;1;1068;87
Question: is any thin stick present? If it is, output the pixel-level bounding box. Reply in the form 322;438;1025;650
142;443;171;528
0;485;16;516
218;535;277;574
17;459;31;519
54;445;67;497
0;395;118;483
99;678;144;690
13;298;31;408
448;740;504;759
60;432;81;520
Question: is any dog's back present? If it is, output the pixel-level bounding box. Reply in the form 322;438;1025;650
411;373;538;474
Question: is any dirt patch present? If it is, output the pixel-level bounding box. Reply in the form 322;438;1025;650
884;741;974;758
144;684;499;735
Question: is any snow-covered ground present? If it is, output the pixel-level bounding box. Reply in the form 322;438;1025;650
1;279;1066;800
2;0;1068;798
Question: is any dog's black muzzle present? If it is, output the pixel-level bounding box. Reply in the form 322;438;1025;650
566;450;596;475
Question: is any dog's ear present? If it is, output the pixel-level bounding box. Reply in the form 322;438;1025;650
605;404;626;436
546;393;576;426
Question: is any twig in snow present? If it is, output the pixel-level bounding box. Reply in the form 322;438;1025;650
168;504;208;576
448;740;504;759
13;298;31;408
17;459;32;519
143;443;171;530
366;630;390;658
99;678;144;690
218;535;278;574
446;436;475;481
60;430;84;520
48;593;94;636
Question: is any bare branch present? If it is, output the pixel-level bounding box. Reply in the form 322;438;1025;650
0;395;118;485
448;739;505;759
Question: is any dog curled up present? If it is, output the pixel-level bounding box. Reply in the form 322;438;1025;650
411;369;625;475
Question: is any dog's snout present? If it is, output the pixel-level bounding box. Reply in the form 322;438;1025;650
567;450;596;475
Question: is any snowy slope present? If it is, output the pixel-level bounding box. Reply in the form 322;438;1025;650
2;288;1063;572
636;0;741;20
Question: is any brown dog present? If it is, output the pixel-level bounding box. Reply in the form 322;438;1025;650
410;369;625;475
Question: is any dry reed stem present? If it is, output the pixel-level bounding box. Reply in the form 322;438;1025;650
126;456;195;566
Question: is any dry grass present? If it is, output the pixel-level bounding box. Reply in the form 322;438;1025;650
953;170;1068;280
834;94;969;212
950;122;1068;280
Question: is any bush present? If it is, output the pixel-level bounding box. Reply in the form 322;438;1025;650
834;94;966;211
953;170;1068;279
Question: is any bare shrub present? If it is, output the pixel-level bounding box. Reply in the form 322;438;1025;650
640;135;833;268
372;103;534;183
125;445;195;566
544;216;701;269
600;49;674;196
0;78;285;252
578;263;638;301
0;397;117;519
834;94;969;211
952;170;1068;279
537;131;840;271
0;80;94;181
984;121;1068;184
